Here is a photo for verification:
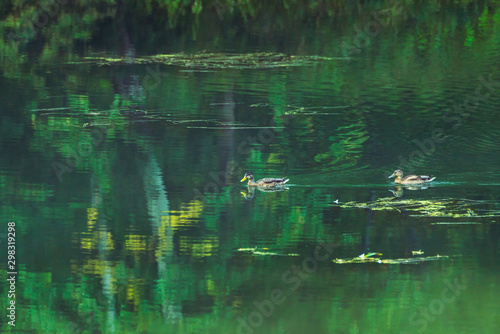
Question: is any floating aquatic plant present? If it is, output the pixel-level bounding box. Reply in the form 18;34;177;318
236;248;450;265
76;52;339;69
337;197;500;218
333;253;451;265
237;247;299;257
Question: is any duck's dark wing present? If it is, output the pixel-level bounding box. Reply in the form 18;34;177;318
259;178;289;184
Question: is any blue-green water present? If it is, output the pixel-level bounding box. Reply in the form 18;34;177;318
1;2;500;333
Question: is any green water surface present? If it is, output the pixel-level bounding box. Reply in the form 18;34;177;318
1;2;500;333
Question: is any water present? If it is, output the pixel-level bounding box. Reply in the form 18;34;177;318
1;3;500;333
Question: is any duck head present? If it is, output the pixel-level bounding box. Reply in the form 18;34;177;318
388;169;403;179
241;172;254;182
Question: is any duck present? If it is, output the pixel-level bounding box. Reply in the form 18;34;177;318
388;169;436;185
240;172;289;188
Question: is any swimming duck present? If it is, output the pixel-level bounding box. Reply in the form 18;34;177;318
388;169;436;185
240;172;289;188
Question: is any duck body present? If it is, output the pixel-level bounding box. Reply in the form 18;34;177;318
388;169;436;185
241;172;289;188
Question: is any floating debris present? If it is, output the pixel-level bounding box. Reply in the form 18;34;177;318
333;253;451;265
250;103;269;107
284;105;348;115
431;222;482;225
237;247;299;257
337;197;500;218
32;107;73;112
77;52;341;69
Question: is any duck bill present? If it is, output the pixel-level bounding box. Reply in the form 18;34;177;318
388;174;395;179
240;176;247;182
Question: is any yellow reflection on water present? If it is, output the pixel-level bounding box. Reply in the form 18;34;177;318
125;235;148;252
87;207;98;226
179;235;219;257
80;231;114;251
79;259;115;276
163;200;204;229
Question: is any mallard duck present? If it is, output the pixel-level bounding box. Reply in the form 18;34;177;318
388;169;436;185
240;172;289;188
